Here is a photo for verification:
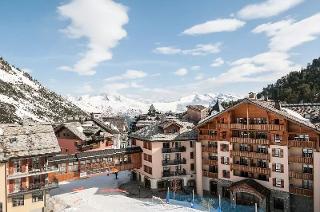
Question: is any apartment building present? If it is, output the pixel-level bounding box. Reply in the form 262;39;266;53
129;119;197;191
196;97;320;212
0;123;60;212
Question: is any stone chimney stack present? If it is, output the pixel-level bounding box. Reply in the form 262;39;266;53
248;92;257;99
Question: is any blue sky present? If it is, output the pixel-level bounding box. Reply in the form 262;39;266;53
1;0;320;101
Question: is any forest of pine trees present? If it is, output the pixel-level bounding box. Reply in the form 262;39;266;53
258;57;320;103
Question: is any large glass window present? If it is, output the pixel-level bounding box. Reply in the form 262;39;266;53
12;195;24;207
32;191;43;202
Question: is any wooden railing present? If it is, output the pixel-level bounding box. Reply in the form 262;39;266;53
202;146;218;153
288;156;313;164
289;185;313;197
199;135;218;140
230;123;285;131
203;159;218;166
288;140;315;148
202;170;218;179
231;164;270;175
217;123;229;129
289;171;313;180
230;150;269;160
230;137;269;145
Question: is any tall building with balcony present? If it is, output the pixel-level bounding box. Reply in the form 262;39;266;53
0;123;60;212
196;98;320;212
129;119;197;191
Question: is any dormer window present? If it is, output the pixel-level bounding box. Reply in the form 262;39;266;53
9;137;17;143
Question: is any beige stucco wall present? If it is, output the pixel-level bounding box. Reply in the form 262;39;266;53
270;145;289;192
7;193;44;212
0;163;7;212
195;141;203;196
314;151;320;212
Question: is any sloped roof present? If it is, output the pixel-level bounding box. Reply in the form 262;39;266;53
209;100;224;114
0;123;61;161
129;119;197;142
198;98;320;133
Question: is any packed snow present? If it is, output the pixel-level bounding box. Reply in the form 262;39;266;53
48;171;201;212
68;93;240;116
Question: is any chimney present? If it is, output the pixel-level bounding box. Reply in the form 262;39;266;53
275;100;281;110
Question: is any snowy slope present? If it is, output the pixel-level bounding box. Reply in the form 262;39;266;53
69;92;240;116
0;57;86;123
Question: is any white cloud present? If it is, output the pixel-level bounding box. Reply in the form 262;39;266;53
211;57;225;67
58;0;128;75
238;0;304;20
175;68;188;76
182;18;245;35
253;13;320;52
195;74;204;80
153;47;181;55
103;82;143;93
215;51;300;83
154;43;221;56
105;69;147;82
190;65;200;71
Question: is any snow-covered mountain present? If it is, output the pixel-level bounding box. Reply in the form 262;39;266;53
69;93;240;116
0;57;86;123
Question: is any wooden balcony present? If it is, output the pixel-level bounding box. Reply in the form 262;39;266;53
199;135;218;140
217;123;229;129
202;146;218;153
8;182;58;197
7;166;59;180
289;171;313;180
288;156;313;164
203;159;218;166
202;170;218;179
230;150;269;160
290;185;313;197
230;137;269;145
230;123;285;131
231;164;270;175
288;140;315;148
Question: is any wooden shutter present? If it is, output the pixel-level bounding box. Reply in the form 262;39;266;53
273;178;276;186
280;149;284;158
272;149;275;157
281;179;284;188
281;164;284;173
272;164;276;172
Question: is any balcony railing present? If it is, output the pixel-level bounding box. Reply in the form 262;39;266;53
162;169;186;177
230;137;269;145
7;166;59;180
162;146;186;153
230;123;285;131
199;135;218;140
289;171;313;180
8;182;59;197
231;163;270;175
289;185;313;197
217;123;229;129
288;156;313;164
202;146;218;153
203;159;218;166
288;140;315;148
202;170;218;178
162;158;186;166
230;150;269;160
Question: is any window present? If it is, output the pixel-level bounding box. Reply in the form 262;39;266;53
190;152;194;159
190;141;193;148
303;148;313;157
220;144;229;152
222;170;230;178
221;156;229;165
274;134;281;143
59;163;67;173
12;195;24;207
190;163;195;171
143;141;152;150
303;164;313;174
144;153;152;163
274;178;284;188
131;139;136;146
274;163;283;173
303;180;313;189
32;191;43;202
144;165;152;175
272;148;282;157
274;198;284;210
13;160;21;173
